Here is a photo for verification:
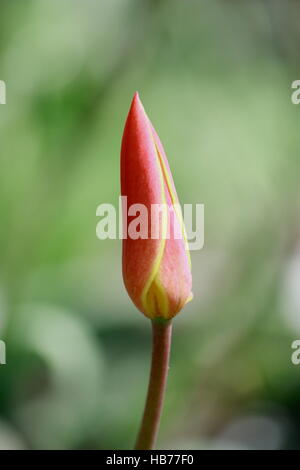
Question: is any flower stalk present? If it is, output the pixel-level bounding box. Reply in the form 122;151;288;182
135;319;172;450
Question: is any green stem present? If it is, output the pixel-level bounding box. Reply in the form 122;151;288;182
134;319;173;450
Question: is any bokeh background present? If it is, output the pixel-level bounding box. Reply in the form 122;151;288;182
0;0;300;450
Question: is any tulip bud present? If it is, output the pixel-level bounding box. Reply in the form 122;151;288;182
121;92;192;319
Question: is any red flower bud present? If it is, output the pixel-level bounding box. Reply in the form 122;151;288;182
121;93;192;319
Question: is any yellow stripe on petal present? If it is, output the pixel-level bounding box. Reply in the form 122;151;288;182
144;277;169;318
153;140;192;269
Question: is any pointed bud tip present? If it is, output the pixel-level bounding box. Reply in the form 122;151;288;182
129;91;146;119
132;91;140;103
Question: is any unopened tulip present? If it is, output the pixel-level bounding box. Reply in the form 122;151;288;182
121;92;192;319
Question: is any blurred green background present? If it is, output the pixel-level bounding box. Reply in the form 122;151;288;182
0;0;300;450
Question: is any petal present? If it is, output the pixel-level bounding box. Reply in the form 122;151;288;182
121;93;167;315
